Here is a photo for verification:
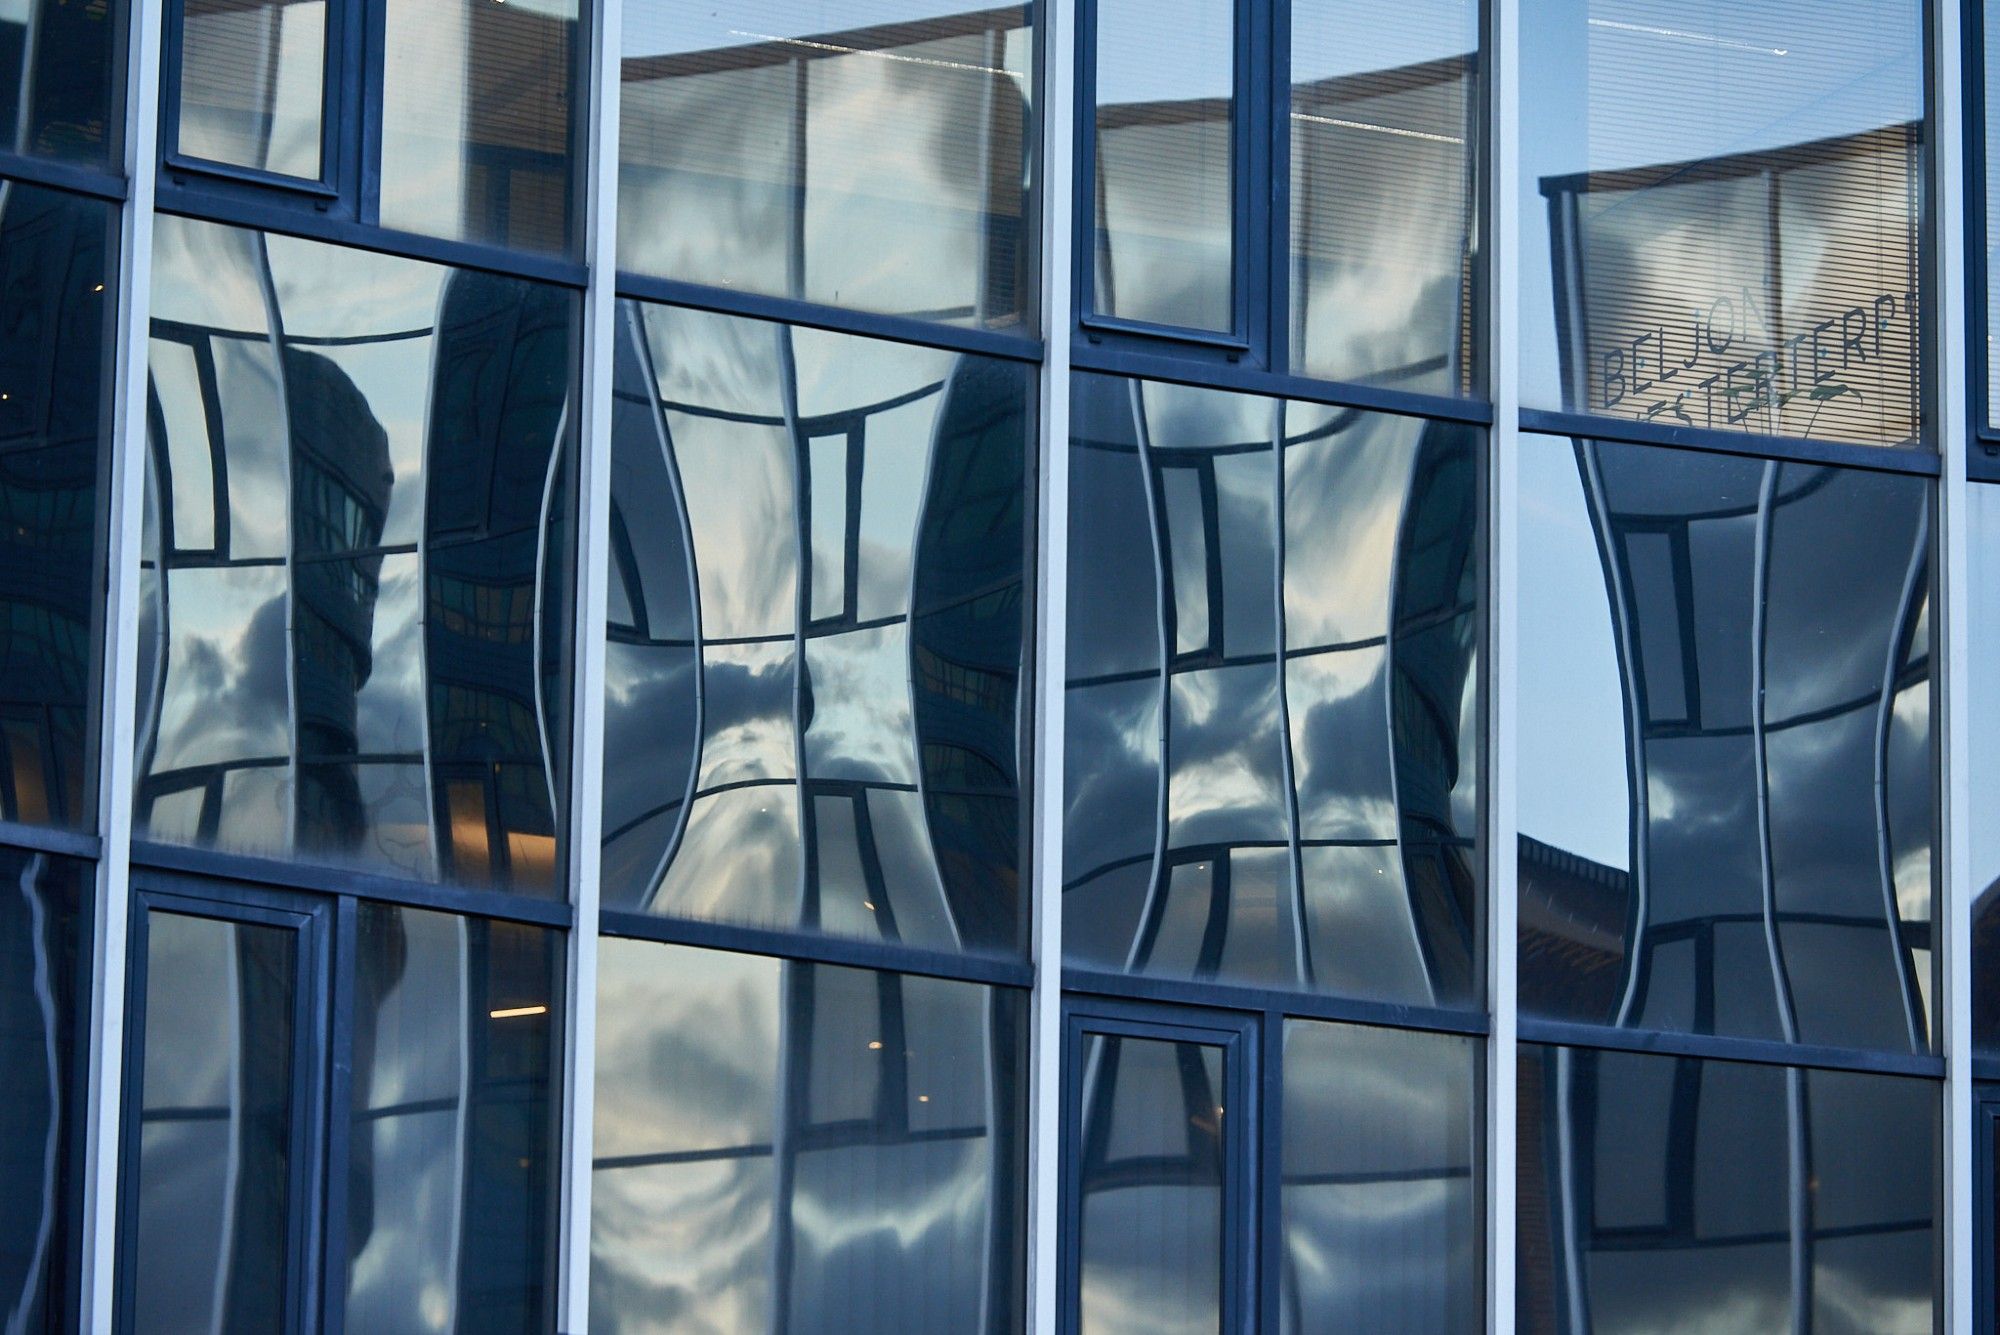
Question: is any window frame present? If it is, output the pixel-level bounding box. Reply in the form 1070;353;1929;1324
1966;0;2000;477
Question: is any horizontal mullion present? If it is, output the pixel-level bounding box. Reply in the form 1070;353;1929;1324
1061;967;1491;1037
1516;1017;1946;1079
1521;408;1941;476
0;151;128;201
598;908;1034;989
0;819;103;861
1070;343;1495;425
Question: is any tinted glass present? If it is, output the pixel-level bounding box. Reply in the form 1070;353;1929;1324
0;0;121;165
1290;0;1478;392
130;909;302;1334
1076;1033;1227;1335
0;182;115;832
1517;1044;1937;1333
1281;1020;1479;1332
619;0;1033;329
1064;373;1481;1006
1520;0;1924;446
0;847;88;1331
1989;1;2000;428
175;0;327;180
591;938;1025;1332
1971;484;2000;1055
1092;0;1235;332
137;216;579;895
379;0;579;255
599;300;1030;955
346;905;558;1333
1518;434;1934;1052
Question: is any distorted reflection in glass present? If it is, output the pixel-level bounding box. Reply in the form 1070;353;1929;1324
1970;484;2000;1055
1521;0;1924;446
346;905;558;1334
599;299;1030;955
1281;1020;1477;1332
379;0;579;255
1064;372;1481;1006
136;216;579;895
591;938;1025;1334
1075;1033;1226;1335
0;848;88;1331
130;909;302;1334
0;0;121;165
1290;0;1478;392
175;0;327;180
1517;1044;1937;1333
0;182;115;832
1092;0;1235;333
619;1;1032;328
1517;434;1934;1053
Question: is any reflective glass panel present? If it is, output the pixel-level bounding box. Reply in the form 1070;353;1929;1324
1517;1044;1938;1333
175;0;327;180
137;216;579;896
346;905;558;1334
379;0;579;255
599;300;1031;955
1064;372;1481;1006
0;847;88;1331
1971;484;2000;1055
1520;0;1924;446
591;938;1025;1333
1518;433;1934;1053
0;0;121;165
619;0;1033;329
1092;0;1235;332
1989;1;2000;427
0;182;115;832
1290;0;1478;392
130;908;303;1334
1281;1020;1479;1332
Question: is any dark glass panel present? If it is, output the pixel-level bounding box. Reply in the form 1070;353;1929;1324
346;905;558;1333
1521;0;1924;446
0;182;115;832
1518;433;1933;1052
136;216;579;896
618;0;1032;329
1064;372;1481;1006
1281;1020;1479;1332
176;0;327;179
379;0;579;255
598;300;1031;956
1517;1044;1937;1333
590;938;1024;1333
1289;0;1478;392
0;0;121;165
1971;484;2000;1056
0;847;89;1332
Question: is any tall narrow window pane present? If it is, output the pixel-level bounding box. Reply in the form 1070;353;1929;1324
1092;0;1236;332
175;0;327;180
1970;483;2000;1056
378;0;579;255
1520;0;1924;446
1289;0;1478;392
0;0;122;165
618;1;1033;328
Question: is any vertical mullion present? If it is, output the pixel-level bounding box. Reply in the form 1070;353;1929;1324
1029;0;1078;1326
79;0;166;1325
554;0;622;1328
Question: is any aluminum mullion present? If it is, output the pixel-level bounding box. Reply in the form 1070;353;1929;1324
555;0;623;1326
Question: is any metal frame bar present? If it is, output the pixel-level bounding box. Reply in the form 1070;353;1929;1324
1520;408;1943;477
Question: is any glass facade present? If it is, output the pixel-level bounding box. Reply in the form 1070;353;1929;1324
0;0;1993;1330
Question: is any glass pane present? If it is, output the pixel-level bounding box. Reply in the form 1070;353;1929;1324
1281;1020;1479;1332
1076;1033;1226;1335
346;905;558;1334
1063;373;1482;1006
0;182;115;832
137;215;580;896
1520;0;1924;447
1971;484;2000;1056
176;0;326;179
130;909;301;1334
1517;1044;1938;1333
1289;0;1478;392
1989;1;2000;428
0;0;122;165
378;0;579;255
619;0;1034;329
1518;433;1934;1053
1092;0;1235;332
0;847;88;1331
591;938;1025;1332
598;300;1031;955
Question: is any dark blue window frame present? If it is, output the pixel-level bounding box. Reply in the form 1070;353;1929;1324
1967;0;2000;479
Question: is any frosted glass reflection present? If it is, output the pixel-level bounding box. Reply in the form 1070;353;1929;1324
177;0;326;179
